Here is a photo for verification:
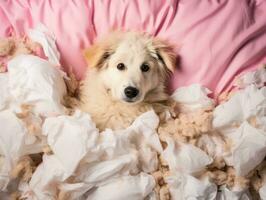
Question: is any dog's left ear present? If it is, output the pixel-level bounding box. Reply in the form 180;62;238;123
152;39;176;73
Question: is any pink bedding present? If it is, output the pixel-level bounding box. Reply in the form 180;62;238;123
0;0;266;96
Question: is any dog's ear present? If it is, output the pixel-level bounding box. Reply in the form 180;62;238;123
152;39;176;73
83;44;112;69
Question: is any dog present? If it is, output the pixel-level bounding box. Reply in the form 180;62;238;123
77;31;176;131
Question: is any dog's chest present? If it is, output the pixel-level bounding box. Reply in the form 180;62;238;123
81;98;152;131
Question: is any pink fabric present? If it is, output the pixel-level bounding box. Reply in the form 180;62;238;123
0;0;266;96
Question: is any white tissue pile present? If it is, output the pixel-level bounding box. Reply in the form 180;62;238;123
0;26;265;200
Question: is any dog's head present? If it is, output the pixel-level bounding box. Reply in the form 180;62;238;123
83;31;176;104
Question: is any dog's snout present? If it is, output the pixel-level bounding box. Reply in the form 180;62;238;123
124;86;139;99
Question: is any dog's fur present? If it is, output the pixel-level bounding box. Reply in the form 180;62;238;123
78;31;176;130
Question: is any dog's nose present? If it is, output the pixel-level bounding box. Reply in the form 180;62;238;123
124;86;139;99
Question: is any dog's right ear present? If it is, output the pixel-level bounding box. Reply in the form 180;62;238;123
83;44;111;69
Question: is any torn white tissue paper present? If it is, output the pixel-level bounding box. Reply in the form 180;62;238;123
213;85;266;130
257;117;266;132
0;110;27;190
85;173;155;200
0;73;10;111
58;182;91;200
138;147;158;173
60;148;137;198
71;133;139;194
127;110;163;153
235;66;266;89
23;154;68;200
166;173;217;200
7;54;67;116
20;111;98;199
223;121;266;176
42;110;99;177
260;182;266;200
17;113;47;155
27;24;61;66
96;129;135;161
77;153;138;187
196;134;226;159
27;111;161;199
171;83;214;112
216;185;252;200
60;111;161;199
162;137;213;174
121;110;162;172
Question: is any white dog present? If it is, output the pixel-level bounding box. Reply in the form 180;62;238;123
78;31;176;130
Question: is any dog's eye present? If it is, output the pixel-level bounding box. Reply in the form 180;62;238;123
117;63;126;70
140;63;150;72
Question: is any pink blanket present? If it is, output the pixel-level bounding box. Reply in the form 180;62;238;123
0;0;266;96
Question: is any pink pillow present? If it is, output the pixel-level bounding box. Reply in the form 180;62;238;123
0;0;265;96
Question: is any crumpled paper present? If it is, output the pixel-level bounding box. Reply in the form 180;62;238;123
260;183;266;200
216;185;252;200
171;84;214;112
162;137;213;174
166;173;217;200
0;109;44;191
43;111;98;177
7;54;66;116
85;173;155;200
19;110;161;200
234;66;266;89
196;134;226;162
0;73;10;111
223;121;266;176
27;24;61;66
0;110;27;190
213;85;266;130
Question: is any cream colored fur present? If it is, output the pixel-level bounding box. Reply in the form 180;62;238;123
78;31;176;131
